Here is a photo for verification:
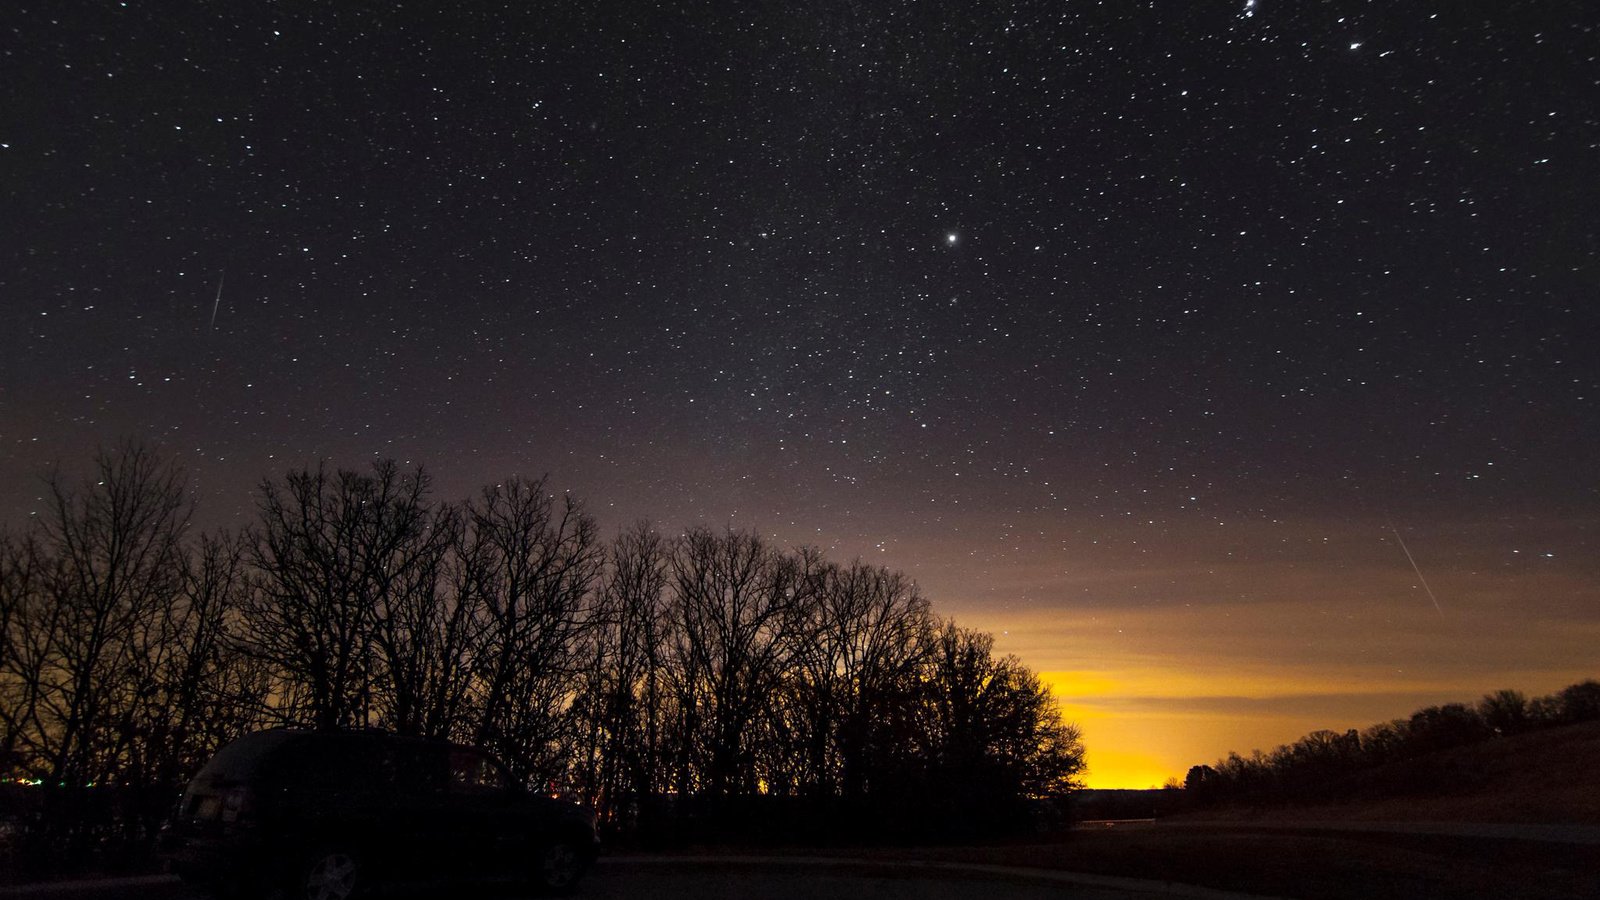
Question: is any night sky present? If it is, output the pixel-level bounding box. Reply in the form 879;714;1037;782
4;1;1597;786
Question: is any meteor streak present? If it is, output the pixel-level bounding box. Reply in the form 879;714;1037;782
209;269;225;331
1390;524;1443;616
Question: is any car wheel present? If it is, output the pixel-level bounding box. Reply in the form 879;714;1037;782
297;849;362;900
532;840;584;894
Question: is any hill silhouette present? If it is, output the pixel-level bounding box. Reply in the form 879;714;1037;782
1180;679;1600;819
1186;717;1600;825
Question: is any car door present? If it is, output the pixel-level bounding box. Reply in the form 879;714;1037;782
366;739;452;882
280;735;442;883
442;747;525;878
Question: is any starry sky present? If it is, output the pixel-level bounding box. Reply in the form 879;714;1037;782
4;1;1597;787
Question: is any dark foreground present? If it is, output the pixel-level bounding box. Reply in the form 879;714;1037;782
836;821;1600;900
0;859;1224;900
6;821;1600;900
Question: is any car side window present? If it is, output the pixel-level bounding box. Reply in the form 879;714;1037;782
271;738;377;790
448;749;510;794
379;743;446;794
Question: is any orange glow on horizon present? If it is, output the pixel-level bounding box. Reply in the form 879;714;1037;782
908;514;1600;792
1078;746;1178;790
1031;644;1600;789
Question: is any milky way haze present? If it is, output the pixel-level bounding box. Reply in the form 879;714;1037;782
4;1;1596;785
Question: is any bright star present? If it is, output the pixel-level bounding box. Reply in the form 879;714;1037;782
946;233;958;245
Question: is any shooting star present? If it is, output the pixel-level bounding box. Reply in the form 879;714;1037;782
1389;524;1443;616
208;269;225;331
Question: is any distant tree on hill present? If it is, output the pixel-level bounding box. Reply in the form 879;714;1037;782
1180;678;1600;811
1358;719;1410;764
1275;729;1361;795
1184;764;1217;794
1405;703;1488;754
1559;680;1600;723
1478;689;1530;736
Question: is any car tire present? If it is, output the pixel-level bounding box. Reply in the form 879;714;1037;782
531;839;585;895
295;848;364;900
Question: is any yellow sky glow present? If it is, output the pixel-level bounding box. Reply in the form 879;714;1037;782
990;589;1600;788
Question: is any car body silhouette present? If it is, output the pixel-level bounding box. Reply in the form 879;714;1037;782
159;728;598;898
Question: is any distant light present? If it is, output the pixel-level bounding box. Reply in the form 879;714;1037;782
1349;42;1362;50
946;233;958;245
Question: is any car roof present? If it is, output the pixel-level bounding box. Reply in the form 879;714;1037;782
201;728;485;773
194;730;306;781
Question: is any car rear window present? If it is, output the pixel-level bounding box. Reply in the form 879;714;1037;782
448;748;511;793
194;731;303;782
267;734;445;793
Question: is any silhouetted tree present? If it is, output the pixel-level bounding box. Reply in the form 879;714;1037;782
1557;680;1600;723
366;502;477;739
241;461;434;730
1184;764;1217;795
574;521;671;828
0;444;229;862
0;530;41;779
911;623;1084;832
1358;719;1410;764
119;531;268;844
1406;703;1488;754
3;449;1098;862
787;560;933;802
1478;689;1530;736
665;527;814;805
462;477;603;784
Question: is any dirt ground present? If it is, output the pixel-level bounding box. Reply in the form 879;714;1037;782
734;824;1600;900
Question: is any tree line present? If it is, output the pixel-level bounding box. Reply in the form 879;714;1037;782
1181;680;1600;806
0;444;1084;869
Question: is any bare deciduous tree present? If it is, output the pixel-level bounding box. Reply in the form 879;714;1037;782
666;527;814;802
367;503;477;739
464;477;603;784
30;446;190;792
242;461;433;730
576;522;671;828
0;444;222;859
787;560;933;800
0;530;42;778
3;450;1093;860
915;623;1084;818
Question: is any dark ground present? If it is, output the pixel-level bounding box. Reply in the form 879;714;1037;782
4;827;1597;900
781;824;1600;900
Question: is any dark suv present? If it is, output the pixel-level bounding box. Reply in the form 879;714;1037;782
160;729;599;898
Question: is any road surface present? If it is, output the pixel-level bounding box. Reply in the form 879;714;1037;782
0;858;1267;900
